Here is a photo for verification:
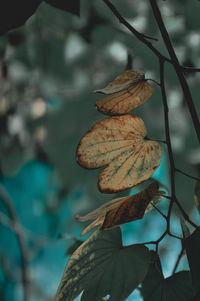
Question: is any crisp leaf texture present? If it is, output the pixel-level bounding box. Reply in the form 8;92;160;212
55;228;150;301
194;181;200;214
94;70;154;115
77;182;164;236
76;114;162;193
185;228;200;294
141;252;194;300
94;70;145;94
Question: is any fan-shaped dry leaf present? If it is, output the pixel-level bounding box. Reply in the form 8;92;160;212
77;182;164;236
94;70;145;94
94;70;154;115
76;114;162;193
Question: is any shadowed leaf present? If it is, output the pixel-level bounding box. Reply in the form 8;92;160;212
65;239;83;257
76;114;162;193
141;251;194;300
55;228;150;301
184;228;200;294
77;182;164;236
0;0;42;35
94;70;145;94
94;70;154;115
194;181;200;214
45;0;80;16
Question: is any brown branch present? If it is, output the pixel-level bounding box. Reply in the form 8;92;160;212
176;168;200;182
159;58;176;232
149;0;200;144
102;0;171;62
0;185;30;301
172;245;185;274
103;0;200;144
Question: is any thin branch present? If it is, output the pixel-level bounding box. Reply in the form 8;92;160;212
172;245;185;274
0;185;30;301
176;168;200;182
103;0;200;143
182;66;200;73
145;78;161;86
174;200;198;229
159;58;176;232
151;202;167;219
102;0;171;62
149;0;200;144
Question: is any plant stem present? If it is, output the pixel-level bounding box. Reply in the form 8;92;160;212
159;58;176;232
102;0;171;62
176;168;200;182
0;185;30;301
172;245;185;274
149;0;200;144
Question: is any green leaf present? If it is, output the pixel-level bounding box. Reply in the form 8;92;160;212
185;228;200;295
141;251;194;300
45;0;80;16
194;181;200;214
55;228;150;301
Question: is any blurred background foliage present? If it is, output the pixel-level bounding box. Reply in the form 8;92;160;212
0;0;200;300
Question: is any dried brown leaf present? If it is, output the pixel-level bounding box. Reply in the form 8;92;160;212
94;70;154;115
94;70;145;94
77;182;163;236
76;114;162;193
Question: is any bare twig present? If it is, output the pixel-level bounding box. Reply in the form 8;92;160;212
149;0;200;144
103;0;200;144
176;168;200;182
102;0;171;62
0;185;30;301
159;58;176;233
172;245;185;274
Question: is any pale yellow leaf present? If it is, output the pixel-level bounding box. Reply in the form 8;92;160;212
94;70;154;115
77;114;162;193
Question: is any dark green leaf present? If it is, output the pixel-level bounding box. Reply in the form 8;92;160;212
45;0;80;16
55;228;150;301
141;251;194;300
65;239;83;257
0;0;42;35
185;228;200;294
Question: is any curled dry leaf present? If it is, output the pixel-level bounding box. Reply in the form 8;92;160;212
94;70;154;115
77;182;164;236
194;181;200;214
76;114;162;193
